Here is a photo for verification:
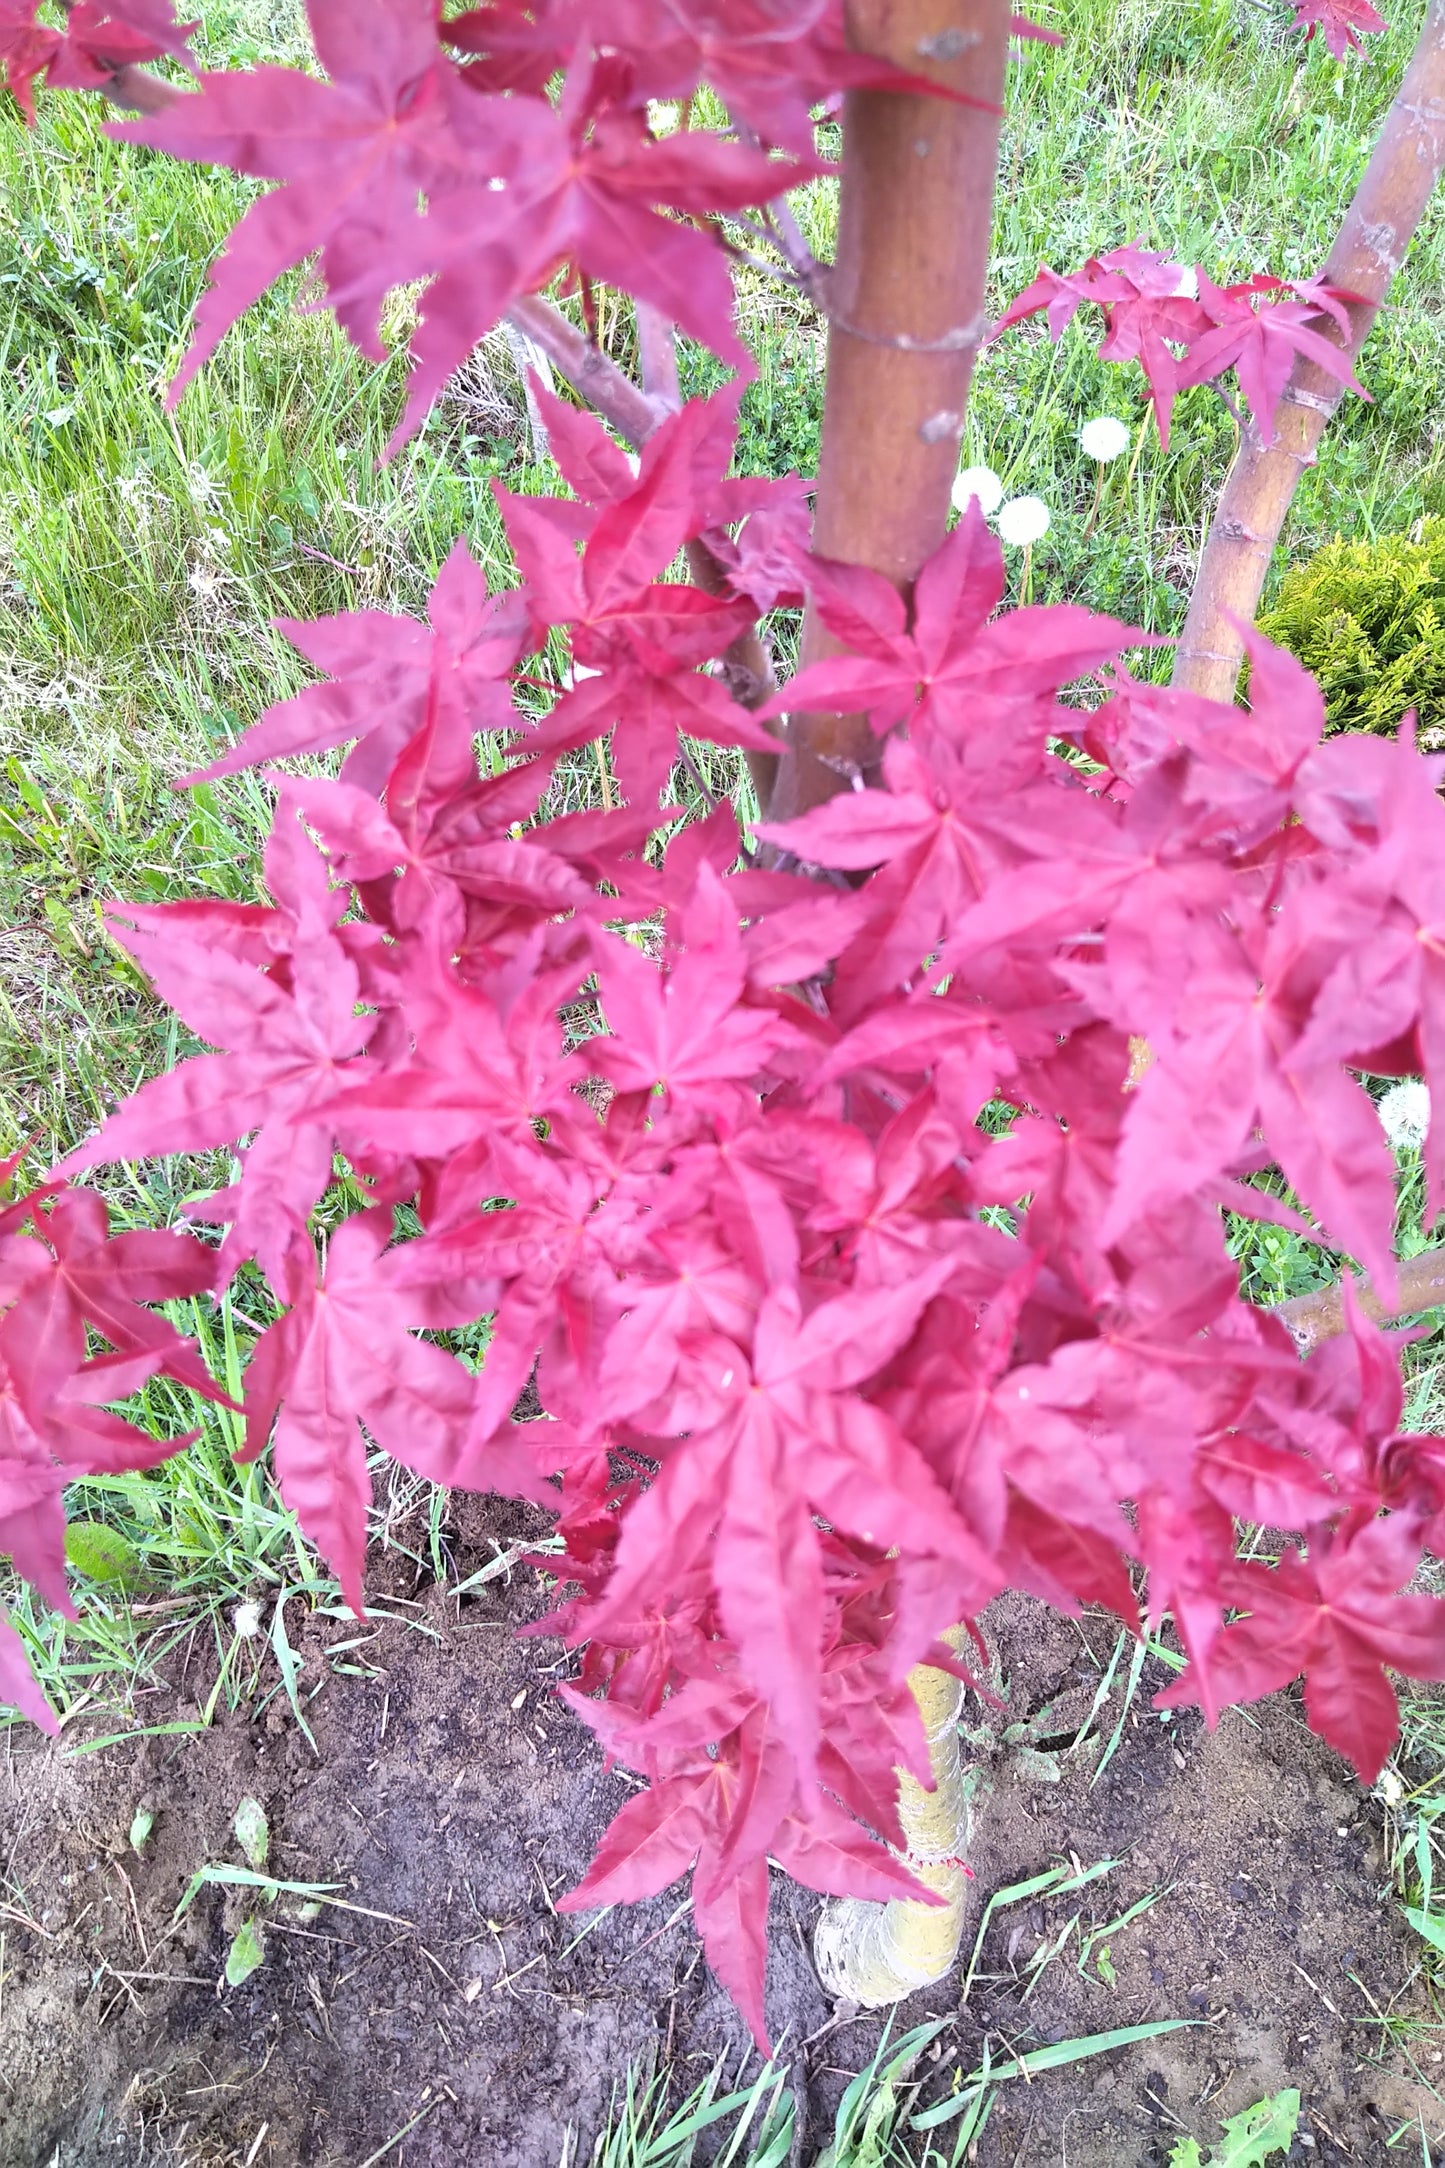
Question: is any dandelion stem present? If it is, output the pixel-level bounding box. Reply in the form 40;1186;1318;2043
1082;464;1106;541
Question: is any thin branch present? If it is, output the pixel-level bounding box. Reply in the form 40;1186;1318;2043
675;737;720;811
1173;0;1445;700
67;43;183;115
1208;376;1246;434
634;300;682;411
731;115;826;299
766;195;822;290
1273;1245;1445;1355
717;235;811;290
505;293;664;451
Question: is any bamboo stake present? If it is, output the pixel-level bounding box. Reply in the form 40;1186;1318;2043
1172;0;1445;701
814;1635;976;2004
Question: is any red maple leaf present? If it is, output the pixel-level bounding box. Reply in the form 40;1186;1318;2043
0;0;57;117
60;812;373;1279
993;244;1212;445
1158;1514;1445;1782
112;0;494;400
587;866;803;1112
186;540;526;795
238;1213;497;1611
5;1189;220;1409
446;0;995;154
1179;273;1366;443
760;506;1146;745
47;0;196;89
0;1193;219;1618
0;1607;55;1734
400;83;825;441
1291;0;1387;59
499;393;781;804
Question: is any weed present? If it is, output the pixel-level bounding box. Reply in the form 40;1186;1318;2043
1167;2088;1300;2166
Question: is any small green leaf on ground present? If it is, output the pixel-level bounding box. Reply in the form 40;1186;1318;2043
128;1804;155;1856
1404;1903;1445;1957
1168;2088;1301;2167
224;1916;265;1988
233;1797;269;1871
64;1521;144;1590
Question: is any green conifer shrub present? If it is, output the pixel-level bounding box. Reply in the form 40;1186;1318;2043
1259;519;1445;746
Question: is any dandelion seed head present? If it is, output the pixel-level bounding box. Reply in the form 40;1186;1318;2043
233;1600;264;1639
997;495;1051;547
1378;1078;1430;1151
951;464;1003;516
1080;416;1131;463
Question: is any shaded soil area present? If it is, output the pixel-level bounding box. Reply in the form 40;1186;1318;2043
1;1497;1441;2167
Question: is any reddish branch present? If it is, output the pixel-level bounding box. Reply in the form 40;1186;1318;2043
1276;1245;1445;1353
1172;0;1445;700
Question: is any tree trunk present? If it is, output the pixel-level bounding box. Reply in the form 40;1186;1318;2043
1172;0;1445;701
769;0;1010;2006
764;0;1011;819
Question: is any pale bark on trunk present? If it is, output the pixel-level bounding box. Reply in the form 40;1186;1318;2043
1172;0;1445;701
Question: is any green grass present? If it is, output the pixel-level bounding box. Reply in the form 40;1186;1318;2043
568;2021;1306;2166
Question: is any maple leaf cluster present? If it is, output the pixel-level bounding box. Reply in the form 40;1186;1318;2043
2;0;1426;2049
1292;0;1388;60
2;388;1440;2037
0;1153;227;1732
993;243;1367;448
1;0;196;117
81;0;998;453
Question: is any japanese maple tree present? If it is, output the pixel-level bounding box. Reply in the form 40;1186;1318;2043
5;0;1445;2042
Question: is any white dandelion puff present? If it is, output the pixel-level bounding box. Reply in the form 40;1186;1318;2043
1080;416;1131;463
996;495;1051;547
951;464;1003;516
1378;1078;1430;1151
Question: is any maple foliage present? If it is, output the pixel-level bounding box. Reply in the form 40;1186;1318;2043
993;244;1366;447
1292;0;1388;60
15;431;1445;2032
0;1151;222;1725
11;0;1445;2057
2;0;194;116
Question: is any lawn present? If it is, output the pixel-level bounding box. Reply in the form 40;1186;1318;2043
3;1;1445;2158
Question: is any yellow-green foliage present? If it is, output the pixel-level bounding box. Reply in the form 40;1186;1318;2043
1260;520;1445;747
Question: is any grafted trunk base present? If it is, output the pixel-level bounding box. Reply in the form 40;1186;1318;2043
814;1652;975;2005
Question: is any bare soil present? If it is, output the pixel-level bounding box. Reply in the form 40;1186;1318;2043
1;1496;1441;2167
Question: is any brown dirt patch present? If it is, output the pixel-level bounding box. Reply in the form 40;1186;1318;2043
1;1508;1440;2168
